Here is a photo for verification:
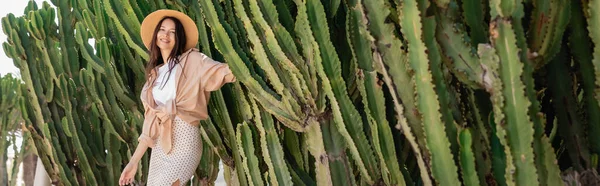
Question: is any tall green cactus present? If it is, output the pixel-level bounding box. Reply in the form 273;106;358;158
572;0;600;158
0;74;26;186
492;18;539;186
587;0;600;160
2;0;600;185
399;0;460;184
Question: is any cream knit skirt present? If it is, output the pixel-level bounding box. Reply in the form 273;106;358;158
146;116;202;186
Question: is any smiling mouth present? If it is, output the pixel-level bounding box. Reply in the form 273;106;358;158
160;39;170;43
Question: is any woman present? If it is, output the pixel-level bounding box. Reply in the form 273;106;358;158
119;9;236;186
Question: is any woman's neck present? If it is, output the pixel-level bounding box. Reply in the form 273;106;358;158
161;49;172;64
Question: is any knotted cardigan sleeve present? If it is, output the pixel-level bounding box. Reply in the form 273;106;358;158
198;54;236;91
138;82;159;148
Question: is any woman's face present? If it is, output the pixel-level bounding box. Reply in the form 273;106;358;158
156;18;176;51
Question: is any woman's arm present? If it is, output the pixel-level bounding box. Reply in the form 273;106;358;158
119;135;150;185
130;142;149;164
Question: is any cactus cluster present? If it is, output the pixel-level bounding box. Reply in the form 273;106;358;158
0;74;30;186
2;0;600;185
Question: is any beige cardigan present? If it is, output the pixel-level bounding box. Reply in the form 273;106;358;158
138;48;236;154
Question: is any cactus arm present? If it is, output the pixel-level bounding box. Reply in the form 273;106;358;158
305;0;382;183
97;38;137;108
81;71;124;143
303;117;333;185
231;0;303;132
93;0;106;38
199;0;302;129
291;0;334;180
30;39;57;103
209;0;256;73
74;23;105;74
435;13;484;89
81;10;98;39
346;0;405;184
59;76;98;184
257;0;305;66
541;136;564;185
54;0;79;76
249;97;293;186
190;2;212;56
588;0;600;138
363;0;423;150
478;43;514;186
355;0;434;184
102;0;148;60
510;1;564;184
365;2;436;183
127;0;144;21
111;24;145;88
221;0;251;55
322;117;358;186
272;0;296;35
423;16;459;162
459;128;480;186
571;0;600;155
467;90;493;186
399;0;461;184
541;0;571;67
462;0;488;45
511;1;547;183
283;127;305;170
492;18;539;186
195;133;221;184
118;0;141;32
234;0;289;99
292;0;323;112
236;123;266;186
287;158;316;186
528;0;571;68
208;91;249;186
354;72;398;185
291;1;346;184
200;118;235;166
547;45;592;170
245;0;311;108
103;132;116;186
18;89;63;183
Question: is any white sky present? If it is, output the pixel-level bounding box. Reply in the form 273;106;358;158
0;0;45;77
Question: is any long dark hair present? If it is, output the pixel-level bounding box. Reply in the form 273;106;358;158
144;16;187;89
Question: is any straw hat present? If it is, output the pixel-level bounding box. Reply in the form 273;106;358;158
140;9;198;51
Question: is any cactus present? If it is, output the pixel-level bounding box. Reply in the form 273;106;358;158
3;0;600;185
236;122;265;186
587;0;600;159
571;0;600;158
0;74;28;186
458;128;480;186
492;18;539;186
399;0;460;184
548;44;591;170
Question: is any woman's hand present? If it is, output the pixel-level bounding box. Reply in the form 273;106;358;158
119;162;138;185
119;135;149;185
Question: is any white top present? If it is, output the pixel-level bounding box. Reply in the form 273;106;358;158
153;62;178;106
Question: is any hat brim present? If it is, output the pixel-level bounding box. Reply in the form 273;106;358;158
140;9;198;51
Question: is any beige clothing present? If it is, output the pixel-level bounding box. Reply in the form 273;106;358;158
138;48;236;154
146;116;202;185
